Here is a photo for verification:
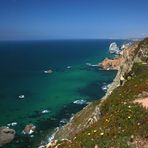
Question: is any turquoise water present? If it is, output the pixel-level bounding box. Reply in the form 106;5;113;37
0;39;123;147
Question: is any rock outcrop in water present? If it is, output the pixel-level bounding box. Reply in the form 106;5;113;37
22;124;36;135
44;69;53;74
45;38;148;148
121;42;132;50
98;57;124;70
0;127;15;146
109;42;120;54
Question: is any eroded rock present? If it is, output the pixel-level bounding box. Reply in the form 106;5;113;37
98;57;124;70
22;124;36;135
0;127;15;146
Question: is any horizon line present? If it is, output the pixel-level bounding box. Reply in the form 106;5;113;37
0;37;144;42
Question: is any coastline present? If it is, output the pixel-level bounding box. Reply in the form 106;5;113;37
44;38;148;147
0;40;118;147
52;42;139;139
1;38;147;147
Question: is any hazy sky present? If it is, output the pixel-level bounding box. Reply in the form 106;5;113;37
0;0;148;40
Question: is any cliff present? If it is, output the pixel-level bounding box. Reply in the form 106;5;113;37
46;38;148;148
98;57;124;70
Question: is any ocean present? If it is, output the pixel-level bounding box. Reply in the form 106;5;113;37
0;39;123;147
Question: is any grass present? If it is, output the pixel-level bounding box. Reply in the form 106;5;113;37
63;63;148;148
50;38;148;148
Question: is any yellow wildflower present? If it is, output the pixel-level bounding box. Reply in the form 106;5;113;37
100;132;104;136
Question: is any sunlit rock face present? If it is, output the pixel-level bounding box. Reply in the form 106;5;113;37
121;42;132;50
109;42;120;54
98;57;124;70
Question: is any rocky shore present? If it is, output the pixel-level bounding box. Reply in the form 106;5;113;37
51;40;139;140
45;38;148;148
98;57;124;70
1;38;147;148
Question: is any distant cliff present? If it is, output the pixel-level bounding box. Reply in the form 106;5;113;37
46;38;148;148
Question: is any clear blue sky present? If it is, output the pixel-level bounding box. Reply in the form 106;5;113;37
0;0;148;40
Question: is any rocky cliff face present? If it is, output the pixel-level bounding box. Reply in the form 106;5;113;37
136;38;148;63
106;38;148;96
105;41;140;96
46;38;148;148
53;103;101;140
98;57;124;70
109;42;120;54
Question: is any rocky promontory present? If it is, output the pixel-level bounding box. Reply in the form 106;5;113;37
98;57;124;70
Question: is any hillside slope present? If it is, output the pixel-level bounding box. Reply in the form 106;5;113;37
46;38;148;148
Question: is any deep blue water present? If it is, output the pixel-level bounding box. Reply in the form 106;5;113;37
0;39;124;147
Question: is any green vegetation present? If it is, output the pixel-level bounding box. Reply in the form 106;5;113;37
50;39;148;148
135;38;148;62
68;63;148;147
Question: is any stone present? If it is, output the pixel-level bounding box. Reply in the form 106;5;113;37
22;124;36;135
109;42;120;54
44;69;53;74
0;127;15;146
94;144;99;148
46;140;57;148
98;57;124;70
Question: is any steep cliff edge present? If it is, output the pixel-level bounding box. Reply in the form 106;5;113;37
46;38;148;148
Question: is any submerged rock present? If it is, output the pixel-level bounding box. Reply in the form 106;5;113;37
0;127;15;146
